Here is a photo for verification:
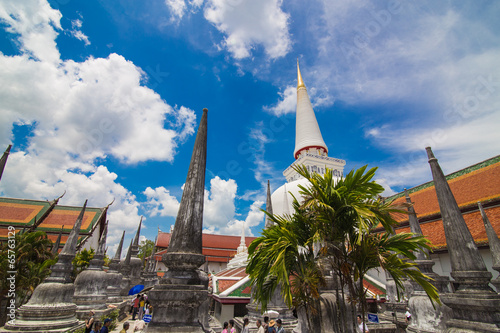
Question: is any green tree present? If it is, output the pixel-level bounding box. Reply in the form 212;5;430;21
0;230;56;308
138;239;155;265
247;166;440;332
72;248;95;279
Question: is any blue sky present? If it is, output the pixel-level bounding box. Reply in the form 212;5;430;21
1;0;499;255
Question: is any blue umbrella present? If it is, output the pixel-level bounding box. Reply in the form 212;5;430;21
128;284;145;295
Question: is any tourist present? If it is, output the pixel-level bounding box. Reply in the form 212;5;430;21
275;319;284;333
120;322;130;333
90;322;102;333
229;319;236;333
138;295;145;319
241;318;250;333
221;322;229;333
84;310;95;333
131;295;140;320
256;319;265;333
100;318;112;333
357;315;369;333
267;319;276;333
263;317;269;331
133;319;146;331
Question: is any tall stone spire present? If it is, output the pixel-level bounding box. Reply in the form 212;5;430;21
48;200;87;283
426;147;500;332
478;201;500;291
165;108;207;259
148;108;208;332
426;147;486;273
96;223;107;257
294;60;328;159
265;180;274;229
0;144;12;182
124;239;133;266
107;231;125;303
405;189;428;261
52;225;64;255
133;217;142;246
115;231;125;260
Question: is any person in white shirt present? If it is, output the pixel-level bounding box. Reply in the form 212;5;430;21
256;319;265;333
357;315;369;332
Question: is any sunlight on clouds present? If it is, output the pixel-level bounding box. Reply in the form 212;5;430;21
264;85;296;116
163;0;291;59
0;0;62;63
204;0;291;59
0;0;196;249
143;186;181;217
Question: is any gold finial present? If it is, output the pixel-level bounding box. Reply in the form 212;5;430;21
297;58;306;89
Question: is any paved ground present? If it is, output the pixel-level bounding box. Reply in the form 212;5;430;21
110;313;148;333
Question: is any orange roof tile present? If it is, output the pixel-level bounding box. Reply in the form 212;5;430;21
156;231;257;264
387;155;500;251
390;156;500;221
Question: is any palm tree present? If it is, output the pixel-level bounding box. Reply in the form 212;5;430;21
247;165;440;332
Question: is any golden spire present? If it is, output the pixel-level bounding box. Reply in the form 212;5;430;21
297;58;306;89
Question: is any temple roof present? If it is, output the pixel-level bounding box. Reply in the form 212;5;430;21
156;231;257;263
211;266;251;301
0;197;106;250
385;155;500;251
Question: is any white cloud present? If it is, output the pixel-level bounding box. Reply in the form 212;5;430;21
165;0;187;22
213;200;264;236
264;85;296;116
143;186;181;217
164;0;291;59
203;176;237;229
204;0;291;59
0;0;196;251
70;19;90;46
144;176;265;236
0;0;62;63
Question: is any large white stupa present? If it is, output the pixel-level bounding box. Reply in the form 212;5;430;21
270;61;346;216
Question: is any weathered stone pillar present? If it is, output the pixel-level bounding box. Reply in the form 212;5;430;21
404;189;453;333
120;239;133;296
426;147;500;333
478;202;500;293
107;230;125;303
147;108;209;332
2;201;88;332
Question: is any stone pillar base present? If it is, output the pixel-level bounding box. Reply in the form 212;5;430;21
147;284;208;332
2;304;83;332
407;293;452;333
441;291;500;333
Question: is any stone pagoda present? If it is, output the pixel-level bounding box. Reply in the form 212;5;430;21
74;223;109;318
147;108;209;332
2;201;88;332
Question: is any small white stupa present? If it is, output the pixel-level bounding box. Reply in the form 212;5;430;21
226;221;249;268
271;61;346;216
